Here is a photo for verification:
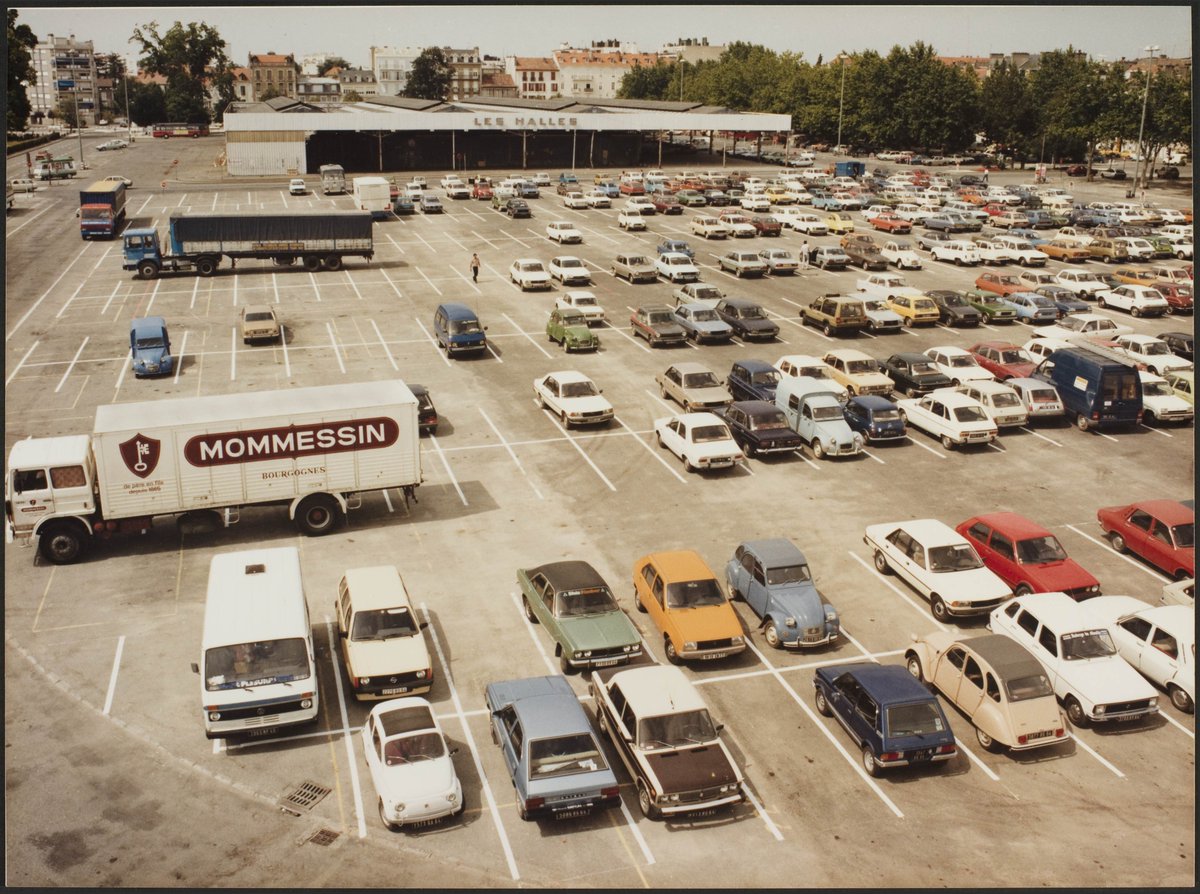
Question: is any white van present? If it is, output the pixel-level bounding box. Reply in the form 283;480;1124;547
352;176;392;218
196;546;318;739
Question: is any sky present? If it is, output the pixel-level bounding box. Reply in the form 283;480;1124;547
13;3;1193;69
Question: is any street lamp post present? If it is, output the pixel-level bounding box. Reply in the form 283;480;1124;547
835;53;849;153
1134;45;1159;190
73;87;84;167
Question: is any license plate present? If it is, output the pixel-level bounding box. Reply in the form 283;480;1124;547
909;749;932;763
698;652;728;660
381;687;409;695
1026;729;1054;740
592;658;619;667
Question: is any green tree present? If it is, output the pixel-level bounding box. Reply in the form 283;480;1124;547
1030;49;1118;177
1124;71;1192;184
131;20;232;124
403;47;452;100
53;96;80;129
127;78;168;125
617;61;676;100
979;61;1038;161
318;57;352;76
7;9;38;131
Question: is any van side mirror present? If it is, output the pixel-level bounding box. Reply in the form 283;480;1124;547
190;662;199;674
418;621;429;631
715;723;725;733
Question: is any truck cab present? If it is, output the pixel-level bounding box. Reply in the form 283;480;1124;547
123;228;164;277
5;435;97;563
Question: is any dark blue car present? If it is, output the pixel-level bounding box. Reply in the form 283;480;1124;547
813;663;957;778
656;239;695;259
726;359;782;403
842;394;906;443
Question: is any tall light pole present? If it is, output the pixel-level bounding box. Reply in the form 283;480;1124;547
1134;45;1159;190
835;53;849;152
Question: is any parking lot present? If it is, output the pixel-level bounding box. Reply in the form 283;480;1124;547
4;133;1194;887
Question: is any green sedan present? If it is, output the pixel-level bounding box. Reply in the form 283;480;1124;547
546;308;600;352
965;289;1019;323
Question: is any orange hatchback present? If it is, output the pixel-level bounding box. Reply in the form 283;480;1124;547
633;551;746;664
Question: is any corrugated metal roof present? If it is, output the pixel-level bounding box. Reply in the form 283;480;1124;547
361;95;446;111
464;95;578;112
575;97;703;112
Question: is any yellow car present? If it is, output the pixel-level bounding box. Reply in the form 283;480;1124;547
764;185;795;205
824;211;856;234
886;294;942;327
1111;266;1159;286
820;348;895;396
633;551;746;664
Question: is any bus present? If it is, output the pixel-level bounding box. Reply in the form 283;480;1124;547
151;122;210;139
195;546;319;739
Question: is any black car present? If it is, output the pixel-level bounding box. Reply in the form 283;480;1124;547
716;400;804;457
726;359;783;403
956;173;986;187
925;289;983;327
1067;209;1105;228
879;352;954;397
409;383;439;435
714;298;780;341
505;198;531;218
1158;331;1195;362
1035;285;1089;317
703;190;731;206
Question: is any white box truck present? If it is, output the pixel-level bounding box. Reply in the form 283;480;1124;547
320;163;346;195
352;176;392;218
5;381;422;565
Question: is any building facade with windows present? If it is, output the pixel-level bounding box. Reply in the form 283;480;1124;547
249;53;300;100
29;33;99;125
443;47;482;100
338;68;380;98
298;77;341;105
553;48;659;99
370;46;422;96
505;57;560;99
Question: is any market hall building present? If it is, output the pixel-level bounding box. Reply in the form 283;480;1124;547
221;94;792;176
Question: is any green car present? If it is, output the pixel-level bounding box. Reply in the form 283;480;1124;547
1147;235;1176;258
965;289;1019;323
546;308;600;352
517;561;644;674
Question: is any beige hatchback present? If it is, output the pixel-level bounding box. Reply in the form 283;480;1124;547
238;304;281;343
336;565;433;700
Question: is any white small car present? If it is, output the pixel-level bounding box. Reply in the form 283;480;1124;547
439;175;465;190
924;346;997;385
972;239;1016;265
1096;285;1170;318
720;214;757;238
1113;335;1193;375
955;380;1029;428
1161;578;1195;607
775;355;849;400
1138;372;1195;424
534;371;614;427
1054;227;1095;247
363;697;463;829
531;172;552;187
655;251;700;283
443;181;470;199
993;237;1048;266
584;190;611;208
786;212;829;235
1006;377;1065;419
930;240;981;266
857;273;924;302
288;178;307;195
625;197;656;215
509;259;552;291
618;209;647;231
1033;313;1133;342
691;216;729;239
988;593;1161;727
548;255;591;285
546;221;583;244
561;191;589;209
1054;268;1108;299
880;240;922;270
654;412;744;472
739;194;770;212
864;518;1012;620
555;290;606;324
896;391;999;450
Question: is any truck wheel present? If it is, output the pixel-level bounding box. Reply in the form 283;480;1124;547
137;261;159;280
323;254;342;271
303;256;321;272
295;494;342;535
37;521;87;565
196;257;217;277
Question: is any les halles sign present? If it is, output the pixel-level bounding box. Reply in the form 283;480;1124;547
472;116;579;129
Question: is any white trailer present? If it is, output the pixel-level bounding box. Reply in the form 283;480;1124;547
352;176;392;218
6;380;422;564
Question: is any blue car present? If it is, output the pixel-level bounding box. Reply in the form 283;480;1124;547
594;180;620;198
726;359;782;403
1005;291;1059;324
842;394;906;442
1005;228;1052;245
673;302;733;343
484;675;620;821
656;239;695;259
130;316;174;377
813;663;958;778
1035;285;1089;317
725;539;839;648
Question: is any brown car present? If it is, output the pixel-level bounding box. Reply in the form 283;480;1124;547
1087;237;1132;264
1041;240;1092;263
1111;266;1159;286
974;272;1026;296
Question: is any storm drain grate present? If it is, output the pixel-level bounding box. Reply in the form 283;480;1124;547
279;780;332;816
308;829;339;846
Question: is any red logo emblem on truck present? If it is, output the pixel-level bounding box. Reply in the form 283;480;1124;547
119;433;161;479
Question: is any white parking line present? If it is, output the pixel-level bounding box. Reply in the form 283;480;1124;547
480;408;544;499
427;435;468;505
420;602;520;881
501;313;554;359
414;264;444;296
190;277;201;310
1096;430;1119;443
144;276;162;313
1159;711;1195;740
280;325;292;377
413;317;451;367
615;415;689;485
955;738;1002;782
325;322;346;374
369;320;398;371
344;270;364;301
101;635;125;715
602;319;652;352
549;416;617;491
1018;426;1064;447
112;351;131;396
903;435;949;458
54;337;89;393
1139;424;1173;439
510;591;558;674
55;281;85;319
449;265;483;295
4;201;53;235
5;340;39;387
469;229;500;250
172;331;189;383
1063;525;1171;583
322;618;368;839
860;448;886;465
848;551;950;633
308;270;322;301
1070;734;1125;778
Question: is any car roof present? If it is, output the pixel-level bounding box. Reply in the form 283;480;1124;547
964;379;1017;394
524;560;609;592
1007;592;1103;629
957;633;1048;681
930;345;972;355
876;518;965;546
637;549;716;582
341;565;415;613
964;511;1051;539
734;359;776;372
131;316;167;332
608;665;707;717
731;399;782;417
850;394;896;410
892;352;935;364
374;699;438;737
487;675;591;739
669;361;714;376
740;538;807;566
820;663;935;703
825;348;872;361
543;369;593;384
1115;499;1194;525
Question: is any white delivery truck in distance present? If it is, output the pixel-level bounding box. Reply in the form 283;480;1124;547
352;176;392;218
195;546;318;739
5;380;422;565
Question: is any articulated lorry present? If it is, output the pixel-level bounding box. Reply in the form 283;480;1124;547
122;211;375;279
320;163;346;195
5;380;423;565
79;179;127;238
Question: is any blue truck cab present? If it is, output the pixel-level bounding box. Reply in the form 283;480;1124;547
129;316;174;377
433;303;488;356
1034;346;1143;431
122;227;163;275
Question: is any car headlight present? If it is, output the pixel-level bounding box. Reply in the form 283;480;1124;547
827;438;837;450
1094;704;1106;716
825;608;838;622
1148;696;1158;708
392;802;406;817
684;641;698;651
731;635;744;646
666;793;680;802
360;677;371;686
447;789;458;803
208;711;221;721
785;617;797;628
853;434;864;448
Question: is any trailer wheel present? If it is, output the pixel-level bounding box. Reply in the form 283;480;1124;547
37;521;88;565
302;256;321;272
137;261;158;280
196;257;217;277
295;494;342;536
323;254;343;271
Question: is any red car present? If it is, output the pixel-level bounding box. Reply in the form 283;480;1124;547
974;273;1026;296
1097;499;1194;580
1065;164;1088;176
982;202;1011;217
651;194;683;215
472;181;493;200
957;512;1101;599
968;342;1037;380
1153;282;1193;314
751;215;782;236
869;212;912;234
619;180;646;196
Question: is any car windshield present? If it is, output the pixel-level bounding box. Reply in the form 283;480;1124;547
909;361;938;374
561;381;598;398
928;544;984;572
244;312;275;323
691;424;732;443
668;256;689;266
893;243;913;251
949;356;977;367
865;300;886;312
885;702;946;737
992;392;1022;408
1140;342;1170;355
648;312;673;324
1015;535;1068;564
449;320;481;335
1172;523;1195;548
1061;629;1117;660
847;360;876;374
1005;673;1055;702
204;638;311;691
384;731;445;765
751;370;780;385
555;586;619;617
813;405;844;421
683;372;720;388
628;256;649;265
742;307;767;320
135;336;165;349
942;294;967;307
665;578;726;608
953;405;989;423
521;263;544;272
638;709;717;749
765;563;811;585
691;309;719;322
528;733;607;778
694;287;721;300
351;607;419;640
558;258;583;267
1143;380;1173;397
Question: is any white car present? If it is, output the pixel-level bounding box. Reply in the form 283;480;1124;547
993;237;1048;266
988;593;1161;727
509;259;552;291
561;191;589;209
864;518;1012;620
1054;268;1107;299
617;209;647;230
288;178;307;195
856;273;924;302
786;212;829;235
654;412;744;472
956;380;1029;428
533;371;614;427
892;204;928;223
1159;233;1193;259
1054;227;1095;247
1113;335;1194;375
548;255;591;285
655;251;700;283
775;355;849;400
555;290;606;324
691;216;729;239
880;240;922;270
926;237;984;265
758;248;798;275
1006;376;1065;419
625;197;656;215
896;391;999;450
96;138;128;151
1161;578;1195;607
531;172;552;187
673;282;726;309
1079;597;1193;713
1096;285;1170;318
1032;313;1133;342
1148;265;1193;287
546;221;583;244
362;697;463;829
924;346;997;385
443;181;471;199
584;190;611;208
439;175;465;190
739;194;770;212
972;239;1016;265
719;214;757;238
1116;237;1155;261
101;174;133;188
1138;372;1195;424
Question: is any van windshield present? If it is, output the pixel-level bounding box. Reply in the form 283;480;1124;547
449;320;482;335
204;638;310;690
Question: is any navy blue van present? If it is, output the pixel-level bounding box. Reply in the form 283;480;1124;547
1034;346;1142;431
433;303;488;356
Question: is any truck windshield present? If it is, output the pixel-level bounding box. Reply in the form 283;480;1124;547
638;709;717;748
204;638;310;690
529;733;607;778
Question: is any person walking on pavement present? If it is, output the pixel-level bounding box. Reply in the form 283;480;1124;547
799;240;810;269
469;252;481;283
